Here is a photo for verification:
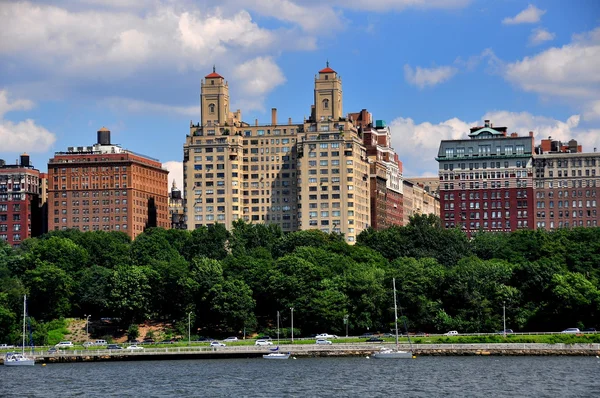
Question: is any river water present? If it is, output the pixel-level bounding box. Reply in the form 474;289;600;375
1;356;598;397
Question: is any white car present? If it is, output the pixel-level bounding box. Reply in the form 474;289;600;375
316;339;332;345
443;331;458;336
55;341;74;348
561;328;580;334
316;333;338;339
223;337;238;342
255;339;274;346
210;341;226;347
126;345;144;350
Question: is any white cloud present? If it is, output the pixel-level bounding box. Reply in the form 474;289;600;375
232;57;287;111
0;90;56;153
529;28;555;46
505;27;600;99
332;0;471;12
0;90;34;118
389;111;600;176
102;97;197;116
163;160;183;195
502;4;546;25
583;100;600;121
404;64;458;89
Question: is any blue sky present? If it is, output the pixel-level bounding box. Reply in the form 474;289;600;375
1;0;599;189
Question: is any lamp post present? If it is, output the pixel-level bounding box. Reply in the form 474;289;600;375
188;312;193;346
503;302;506;338
84;314;91;340
290;307;294;343
343;315;349;337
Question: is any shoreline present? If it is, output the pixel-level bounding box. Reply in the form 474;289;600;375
3;343;599;364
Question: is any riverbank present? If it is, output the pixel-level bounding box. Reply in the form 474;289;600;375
3;343;599;364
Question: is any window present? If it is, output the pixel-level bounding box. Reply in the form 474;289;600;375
209;103;215;113
322;99;329;109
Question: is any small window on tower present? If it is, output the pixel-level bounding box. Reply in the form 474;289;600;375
209;103;215;113
211;80;214;85
323;99;329;109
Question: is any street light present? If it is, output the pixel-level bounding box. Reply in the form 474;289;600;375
188;312;193;346
503;302;506;338
343;315;349;337
290;307;294;343
84;314;91;340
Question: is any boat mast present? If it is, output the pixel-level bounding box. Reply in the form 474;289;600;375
393;278;399;351
22;295;26;356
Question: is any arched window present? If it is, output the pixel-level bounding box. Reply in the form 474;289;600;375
322;99;329;109
209;103;215;113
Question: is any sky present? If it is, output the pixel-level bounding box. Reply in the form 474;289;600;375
1;0;599;191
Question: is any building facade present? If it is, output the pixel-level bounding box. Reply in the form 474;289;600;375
47;128;169;239
168;180;186;229
436;120;535;236
0;155;44;247
183;65;372;242
532;138;599;229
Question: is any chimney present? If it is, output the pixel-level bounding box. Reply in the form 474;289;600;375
271;108;277;125
255;119;258;126
529;131;534;137
484;120;490;127
511;132;518;137
288;117;292;125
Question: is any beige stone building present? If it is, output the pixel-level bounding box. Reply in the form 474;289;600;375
183;65;370;243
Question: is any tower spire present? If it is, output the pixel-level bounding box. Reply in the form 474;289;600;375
213;65;216;73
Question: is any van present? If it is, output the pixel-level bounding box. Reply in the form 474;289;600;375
444;330;459;336
94;339;107;346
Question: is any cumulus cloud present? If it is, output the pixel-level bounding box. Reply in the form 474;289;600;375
163;160;184;195
502;4;546;25
505;27;600;99
331;0;471;12
529;27;555;46
583;100;600;121
389;111;600;177
0;89;56;153
232;57;287;111
404;65;458;89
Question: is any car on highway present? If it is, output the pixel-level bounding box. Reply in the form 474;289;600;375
561;328;580;334
316;333;338;339
583;328;596;332
223;337;239;342
126;345;144;350
496;329;514;334
210;341;226;347
255;339;273;346
47;347;59;354
315;339;332;345
365;337;384;343
107;344;123;350
55;341;74;348
359;333;374;338
444;331;459;336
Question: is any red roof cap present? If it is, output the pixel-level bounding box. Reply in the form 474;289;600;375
319;67;335;73
205;65;223;79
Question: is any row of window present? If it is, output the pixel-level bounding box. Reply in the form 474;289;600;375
444;145;526;158
536;210;598;218
536;200;597;209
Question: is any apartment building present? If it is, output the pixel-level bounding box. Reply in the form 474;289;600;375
532;138;599;229
436;120;535;236
0;154;44;247
183;65;371;242
351;110;404;229
47;128;169;239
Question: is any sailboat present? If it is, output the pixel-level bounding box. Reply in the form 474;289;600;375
263;311;291;359
372;278;414;359
4;295;35;366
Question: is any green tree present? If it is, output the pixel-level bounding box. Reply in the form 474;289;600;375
25;263;74;320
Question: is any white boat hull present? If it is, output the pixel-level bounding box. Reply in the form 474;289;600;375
372;350;413;359
263;353;291;359
4;353;35;366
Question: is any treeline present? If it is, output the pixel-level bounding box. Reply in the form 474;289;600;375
0;215;599;343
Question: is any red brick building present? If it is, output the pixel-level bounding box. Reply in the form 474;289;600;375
0;154;44;247
47;127;169;239
437;120;535;236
